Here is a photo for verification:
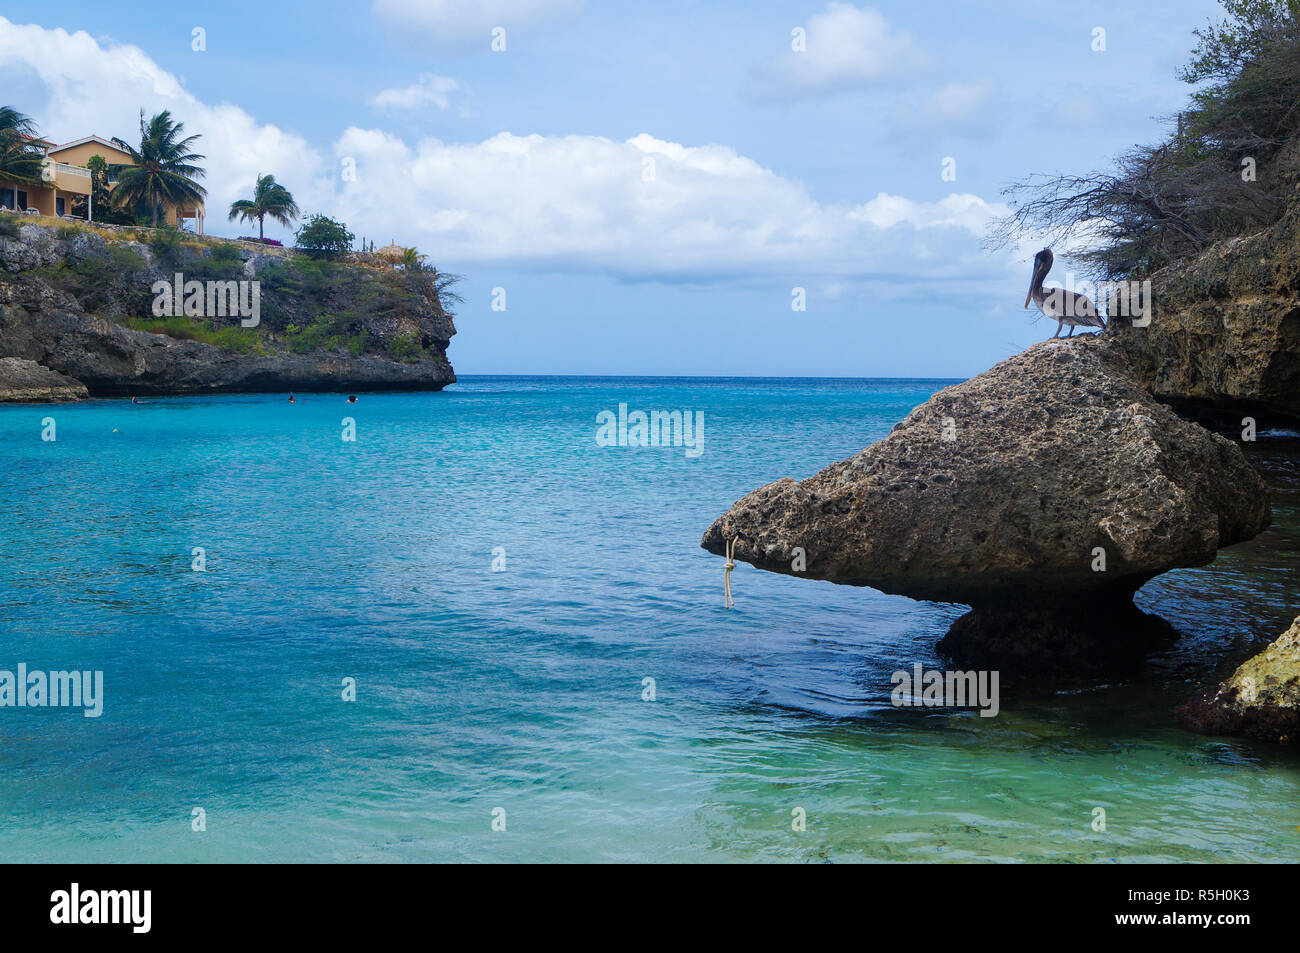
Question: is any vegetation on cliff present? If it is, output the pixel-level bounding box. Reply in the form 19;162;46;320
0;217;458;395
991;0;1300;279
294;214;354;259
228;173;300;241
5;216;458;364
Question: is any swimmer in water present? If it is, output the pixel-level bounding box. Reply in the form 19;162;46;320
347;395;357;403
288;394;296;403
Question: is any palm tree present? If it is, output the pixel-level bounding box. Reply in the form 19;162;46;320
228;173;300;240
110;110;207;228
400;246;428;271
0;106;47;188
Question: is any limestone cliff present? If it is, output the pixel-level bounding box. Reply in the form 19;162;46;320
0;356;87;401
0;220;456;398
1110;208;1299;422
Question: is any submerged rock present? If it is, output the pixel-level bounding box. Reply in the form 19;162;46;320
1180;616;1300;743
0;357;88;402
701;338;1271;671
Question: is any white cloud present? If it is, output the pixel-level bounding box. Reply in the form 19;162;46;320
751;3;928;101
371;74;462;111
0;17;1008;288
332;129;1006;281
371;0;580;46
0;17;335;234
848;192;1002;231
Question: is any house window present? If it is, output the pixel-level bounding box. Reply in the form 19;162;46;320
2;189;31;211
55;196;66;216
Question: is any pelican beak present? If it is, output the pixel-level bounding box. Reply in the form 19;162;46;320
1024;259;1043;308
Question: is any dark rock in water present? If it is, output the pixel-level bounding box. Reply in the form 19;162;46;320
1109;207;1300;422
701;338;1271;672
938;595;1180;675
0;356;88;402
1181;616;1300;743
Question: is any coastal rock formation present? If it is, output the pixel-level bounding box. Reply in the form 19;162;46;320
1109;207;1300;421
0;299;452;396
701;338;1271;670
0;356;88;401
0;222;456;398
1180;616;1300;743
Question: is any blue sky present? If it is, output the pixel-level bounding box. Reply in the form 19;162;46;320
0;0;1224;376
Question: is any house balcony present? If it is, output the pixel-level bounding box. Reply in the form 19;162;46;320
41;161;92;196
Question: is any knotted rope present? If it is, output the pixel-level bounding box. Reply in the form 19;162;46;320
723;536;737;609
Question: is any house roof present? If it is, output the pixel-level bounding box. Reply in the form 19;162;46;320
47;135;130;155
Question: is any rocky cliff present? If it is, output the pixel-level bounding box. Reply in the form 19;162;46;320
0;356;87;401
0;220;456;398
1110;207;1300;423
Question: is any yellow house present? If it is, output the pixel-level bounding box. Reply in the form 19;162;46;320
0;134;205;233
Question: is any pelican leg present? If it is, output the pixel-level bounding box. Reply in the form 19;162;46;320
1053;321;1062;339
1067;324;1075;337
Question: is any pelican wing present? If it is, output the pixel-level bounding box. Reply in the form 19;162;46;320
1058;290;1105;327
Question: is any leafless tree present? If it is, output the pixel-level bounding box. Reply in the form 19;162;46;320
988;1;1300;280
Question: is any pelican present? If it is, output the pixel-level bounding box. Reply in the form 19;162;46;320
1024;248;1105;338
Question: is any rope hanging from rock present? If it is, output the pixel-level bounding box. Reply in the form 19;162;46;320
723;537;737;609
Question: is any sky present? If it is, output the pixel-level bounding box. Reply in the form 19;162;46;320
0;0;1226;376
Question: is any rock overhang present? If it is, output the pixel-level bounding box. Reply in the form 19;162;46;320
701;338;1271;611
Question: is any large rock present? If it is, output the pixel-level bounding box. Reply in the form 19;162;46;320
701;338;1271;670
1110;207;1300;421
1181;616;1300;743
1;306;454;397
0;356;87;402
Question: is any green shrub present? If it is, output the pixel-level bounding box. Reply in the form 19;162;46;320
385;331;424;363
209;241;243;265
294;214;354;259
282;316;368;355
185;242;245;283
121;316;259;353
148;227;186;267
345;330;370;356
33;245;152;313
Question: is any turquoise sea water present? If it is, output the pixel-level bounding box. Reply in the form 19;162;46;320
0;376;1297;863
